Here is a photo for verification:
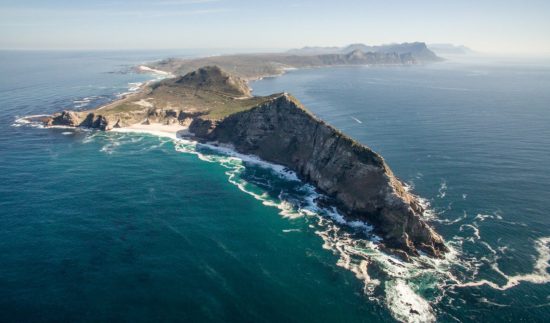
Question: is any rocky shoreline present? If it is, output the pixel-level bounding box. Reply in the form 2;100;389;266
188;93;447;257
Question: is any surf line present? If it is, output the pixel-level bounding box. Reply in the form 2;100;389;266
454;236;550;291
350;116;363;124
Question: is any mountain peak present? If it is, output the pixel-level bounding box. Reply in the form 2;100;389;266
170;65;251;97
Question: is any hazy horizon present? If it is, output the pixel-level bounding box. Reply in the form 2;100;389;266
1;0;550;55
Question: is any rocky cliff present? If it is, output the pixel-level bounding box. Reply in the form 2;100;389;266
47;108;186;130
189;93;447;257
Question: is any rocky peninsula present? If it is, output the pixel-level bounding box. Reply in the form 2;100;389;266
39;65;447;258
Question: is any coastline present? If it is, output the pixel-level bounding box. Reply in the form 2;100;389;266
103;109;453;323
137;65;174;76
93;61;419;114
96;66;175;112
24;61;450;260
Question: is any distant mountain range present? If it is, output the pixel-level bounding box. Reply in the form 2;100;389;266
149;42;442;80
287;42;441;62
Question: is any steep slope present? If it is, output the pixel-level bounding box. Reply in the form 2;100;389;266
189;93;447;258
160;65;251;97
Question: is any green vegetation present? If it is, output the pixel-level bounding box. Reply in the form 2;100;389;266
101;102;144;115
93;66;276;121
200;95;273;120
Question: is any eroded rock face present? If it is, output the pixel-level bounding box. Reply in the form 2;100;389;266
48;111;112;130
47;107;206;131
189;94;447;257
50;111;82;127
80;113;109;130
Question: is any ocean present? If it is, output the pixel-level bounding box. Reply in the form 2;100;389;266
1;50;549;322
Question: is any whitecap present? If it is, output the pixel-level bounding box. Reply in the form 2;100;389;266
479;297;510;307
73;96;98;108
100;141;120;154
127;82;143;92
12;114;50;129
460;224;481;240
434;210;467;225
474;213;493;221
385;279;436;323
437;180;447;199
350;116;363;124
82;132;100;144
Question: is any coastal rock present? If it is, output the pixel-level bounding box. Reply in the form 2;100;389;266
189;93;447;257
80;113;110;130
50;111;82;127
165;109;178;118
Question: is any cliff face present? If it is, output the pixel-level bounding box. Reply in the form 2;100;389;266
189;94;447;257
48;108;186;130
48;111;110;130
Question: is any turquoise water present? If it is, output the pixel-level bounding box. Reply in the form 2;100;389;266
1;51;549;322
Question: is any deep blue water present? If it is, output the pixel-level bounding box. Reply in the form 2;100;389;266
1;51;549;322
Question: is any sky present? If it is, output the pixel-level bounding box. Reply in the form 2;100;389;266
1;0;549;54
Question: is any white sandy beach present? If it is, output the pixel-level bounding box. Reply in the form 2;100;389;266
111;122;189;140
138;65;173;76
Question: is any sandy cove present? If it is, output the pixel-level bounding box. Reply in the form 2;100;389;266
110;122;189;140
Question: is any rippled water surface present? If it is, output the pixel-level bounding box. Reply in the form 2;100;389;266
1;51;549;322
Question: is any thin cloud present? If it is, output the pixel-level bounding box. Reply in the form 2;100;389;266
154;0;222;5
0;7;231;18
111;8;231;17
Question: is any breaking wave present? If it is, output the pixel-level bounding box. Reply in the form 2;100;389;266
169;137;447;321
168;136;550;320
